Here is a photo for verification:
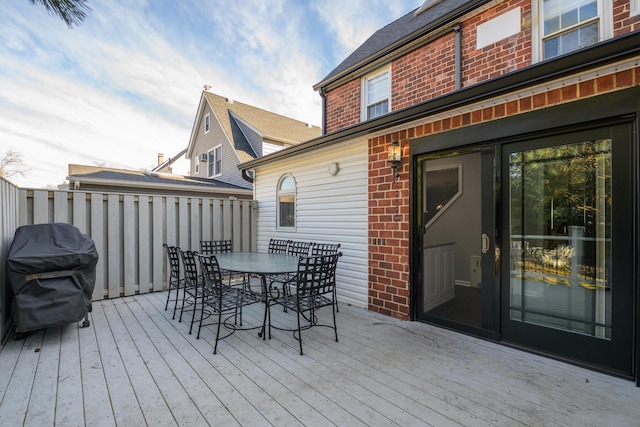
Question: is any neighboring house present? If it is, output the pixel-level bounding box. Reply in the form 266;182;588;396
185;87;321;189
66;164;252;198
240;0;640;383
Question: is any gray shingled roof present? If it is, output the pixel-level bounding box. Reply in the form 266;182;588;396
69;169;249;190
203;92;322;162
315;0;482;89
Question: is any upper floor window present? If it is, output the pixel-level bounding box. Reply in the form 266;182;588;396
632;0;640;17
361;67;390;121
277;175;296;229
204;113;210;133
195;154;200;174
208;145;221;177
538;0;611;60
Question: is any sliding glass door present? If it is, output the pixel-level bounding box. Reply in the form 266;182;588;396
501;123;634;375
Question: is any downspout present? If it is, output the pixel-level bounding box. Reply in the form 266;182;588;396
454;24;462;90
319;86;327;135
241;168;254;184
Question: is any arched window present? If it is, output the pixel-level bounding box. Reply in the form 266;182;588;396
277;175;296;228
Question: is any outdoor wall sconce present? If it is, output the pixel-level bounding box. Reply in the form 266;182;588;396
387;140;402;221
387;140;401;181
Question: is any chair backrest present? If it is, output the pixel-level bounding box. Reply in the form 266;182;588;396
200;240;232;255
287;240;313;256
196;254;223;290
296;253;342;295
178;249;200;285
164;244;181;280
268;239;290;254
310;243;341;256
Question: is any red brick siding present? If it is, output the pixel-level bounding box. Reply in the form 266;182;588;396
367;66;640;320
392;34;457;111
323;0;639;134
324;79;360;134
613;0;640;35
461;1;532;86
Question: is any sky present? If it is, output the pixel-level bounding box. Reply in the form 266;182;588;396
1;0;421;188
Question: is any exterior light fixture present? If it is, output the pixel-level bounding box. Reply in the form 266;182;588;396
387;140;402;221
387;140;401;180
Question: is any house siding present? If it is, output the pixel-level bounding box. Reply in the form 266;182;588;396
254;139;369;308
233;117;263;158
322;0;639;134
368;59;640;320
191;104;252;189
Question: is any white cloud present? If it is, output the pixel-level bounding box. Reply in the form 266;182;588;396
0;0;421;188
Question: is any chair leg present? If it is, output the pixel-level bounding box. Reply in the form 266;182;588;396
332;302;339;343
297;310;304;355
164;285;172;311
213;311;223;354
171;285;181;319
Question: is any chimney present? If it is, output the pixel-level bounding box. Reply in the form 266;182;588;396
157;153;164;166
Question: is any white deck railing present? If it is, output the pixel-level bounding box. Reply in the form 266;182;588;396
0;180;257;338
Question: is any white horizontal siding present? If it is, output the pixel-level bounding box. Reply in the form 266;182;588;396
254;138;369;308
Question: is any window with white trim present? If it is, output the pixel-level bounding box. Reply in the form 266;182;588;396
361;67;390;121
207;145;221;177
195;154;199;174
632;0;640;17
537;0;612;60
277;175;296;228
204;113;210;133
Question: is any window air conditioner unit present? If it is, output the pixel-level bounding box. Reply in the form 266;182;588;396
200;153;208;162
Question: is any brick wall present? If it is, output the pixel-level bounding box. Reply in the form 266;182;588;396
324;79;360;134
323;0;640;134
613;0;640;35
392;34;457;111
460;0;532;86
367;65;640;320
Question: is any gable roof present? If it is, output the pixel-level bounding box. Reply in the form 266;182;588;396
186;90;321;163
314;0;488;91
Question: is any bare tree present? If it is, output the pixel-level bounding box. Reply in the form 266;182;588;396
0;149;28;179
29;0;91;27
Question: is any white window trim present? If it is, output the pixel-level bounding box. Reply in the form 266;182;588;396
531;0;612;63
207;145;222;178
194;154;200;175
632;0;640;18
204;113;210;134
360;65;391;122
277;174;297;230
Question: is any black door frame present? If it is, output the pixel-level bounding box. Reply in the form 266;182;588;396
409;86;640;383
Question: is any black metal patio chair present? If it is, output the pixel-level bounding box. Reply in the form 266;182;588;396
163;244;185;320
264;252;342;355
177;249;204;334
268;238;290;254
201;239;247;289
311;243;341;311
196;254;262;354
267;240;313;310
200;239;232;255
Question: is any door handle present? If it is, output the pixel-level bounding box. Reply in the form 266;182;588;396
481;234;490;254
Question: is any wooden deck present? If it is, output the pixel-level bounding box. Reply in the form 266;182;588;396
0;291;639;427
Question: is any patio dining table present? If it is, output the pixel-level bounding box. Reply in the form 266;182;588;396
213;251;300;289
213;251;300;338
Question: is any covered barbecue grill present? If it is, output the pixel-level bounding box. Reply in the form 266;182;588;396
7;223;99;336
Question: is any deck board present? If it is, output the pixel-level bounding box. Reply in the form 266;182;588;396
1;292;640;426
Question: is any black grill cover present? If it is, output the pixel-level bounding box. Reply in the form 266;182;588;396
7;223;99;333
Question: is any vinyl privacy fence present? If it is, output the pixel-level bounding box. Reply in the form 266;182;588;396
11;187;257;305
